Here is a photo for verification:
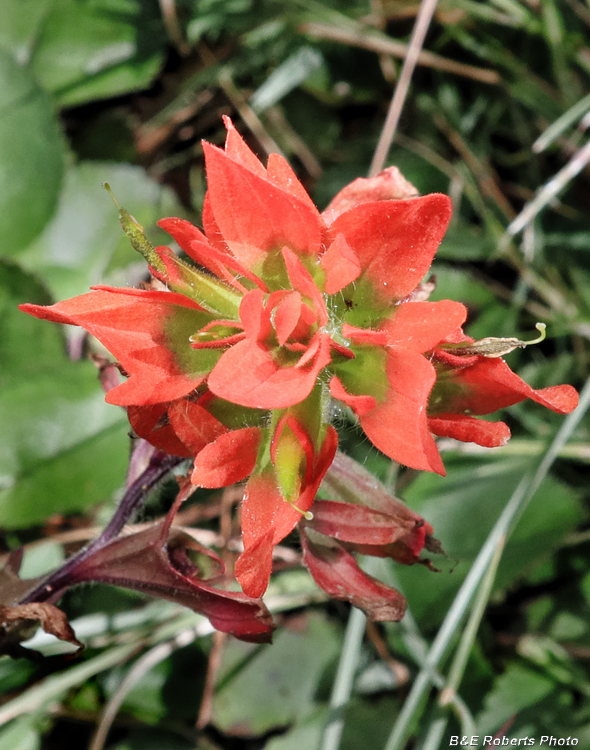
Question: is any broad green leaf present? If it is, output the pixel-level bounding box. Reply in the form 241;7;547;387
0;48;64;254
0;657;37;695
0;261;61;390
19;542;64;579
0;715;42;750
212;612;340;735
0;261;128;527
475;664;554;735
17;162;180;302
265;707;328;750
0;419;128;528
29;0;166;107
396;456;583;627
549;612;587;641
0;0;52;63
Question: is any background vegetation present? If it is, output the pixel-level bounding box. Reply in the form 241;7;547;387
1;1;590;748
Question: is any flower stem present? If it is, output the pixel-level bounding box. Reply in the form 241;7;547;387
20;450;184;605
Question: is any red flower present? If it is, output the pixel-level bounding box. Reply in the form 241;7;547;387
428;328;579;447
20;117;578;601
299;452;437;621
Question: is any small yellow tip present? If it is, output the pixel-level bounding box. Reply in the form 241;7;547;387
529;322;547;346
102;182;121;209
285;496;314;520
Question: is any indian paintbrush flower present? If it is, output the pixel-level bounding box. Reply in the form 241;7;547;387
20;117;579;603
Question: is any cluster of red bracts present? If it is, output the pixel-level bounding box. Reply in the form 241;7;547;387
20;118;579;640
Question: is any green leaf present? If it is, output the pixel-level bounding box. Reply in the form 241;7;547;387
0;261;128;527
29;0;166;107
212;612;340;735
0;715;42;750
265;707;328;750
0;0;52;63
0;48;64;254
475;664;555;735
396;456;583;627
17;162;181;302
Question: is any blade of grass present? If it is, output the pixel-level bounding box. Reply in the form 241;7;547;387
89;625;201;750
533;92;590;153
382;373;590;750
419;540;505;750
321;603;368;750
504;139;590;238
392;592;477;739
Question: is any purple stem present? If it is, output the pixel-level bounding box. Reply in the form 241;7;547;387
21;450;184;604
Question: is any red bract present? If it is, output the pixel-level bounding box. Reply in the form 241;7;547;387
428;330;579;447
300;452;438;620
20;117;578;604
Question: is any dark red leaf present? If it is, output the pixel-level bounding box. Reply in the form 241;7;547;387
69;520;274;643
300;531;407;621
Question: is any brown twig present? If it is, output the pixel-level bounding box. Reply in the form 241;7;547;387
300;22;500;85
196;629;228;730
158;0;191;56
264;106;323;180
433;112;516;220
366;621;410;686
198;43;284;159
370;0;442;176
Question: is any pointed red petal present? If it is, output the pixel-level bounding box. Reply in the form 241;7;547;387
202;141;323;269
222;115;267;178
192;427;261;487
235;528;275;599
274;291;302;346
157;217;209;256
241;427;338;550
341;325;388;347
202;191;228;252
306;499;431;565
381;300;468;351
158;217;266;291
329;195;452;303
300;532;407;621
208;333;331;409
239;288;272;341
436;357;580;415
20;289;213;406
307;500;416;546
428;414;511;447
127;403;193;457
71;519;274;642
359;349;445;474
322;166;419;225
267;153;321;213
329;376;376;416
325;451;431;520
167;400;228;454
281;246;328;325
320;234;361;294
